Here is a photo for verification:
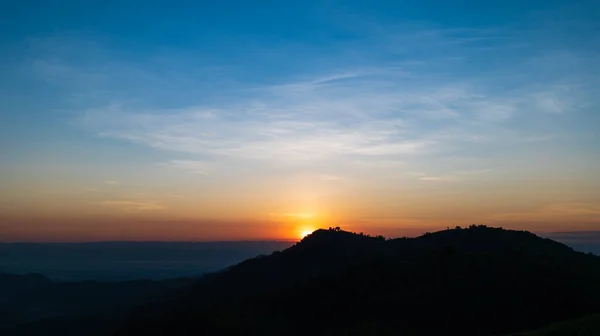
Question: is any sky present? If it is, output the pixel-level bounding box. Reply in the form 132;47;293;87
1;0;599;242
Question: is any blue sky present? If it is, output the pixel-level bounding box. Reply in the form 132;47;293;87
1;0;599;241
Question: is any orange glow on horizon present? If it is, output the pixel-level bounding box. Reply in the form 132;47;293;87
299;229;315;239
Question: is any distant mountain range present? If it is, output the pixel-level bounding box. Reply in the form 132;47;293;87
0;241;294;281
0;272;194;336
0;271;52;304
2;226;600;335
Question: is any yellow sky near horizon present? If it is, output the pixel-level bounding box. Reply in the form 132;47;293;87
2;168;599;242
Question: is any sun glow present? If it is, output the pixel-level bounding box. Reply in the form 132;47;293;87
300;229;314;239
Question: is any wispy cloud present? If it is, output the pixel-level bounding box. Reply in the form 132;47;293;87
488;202;600;223
98;200;165;212
104;180;119;185
419;176;442;181
76;68;549;168
269;212;316;219
319;174;341;181
418;169;492;182
27;19;599;177
163;160;211;175
80;93;434;163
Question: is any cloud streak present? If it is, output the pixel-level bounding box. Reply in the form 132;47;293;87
98;200;165;212
78;68;571;169
28;20;600;179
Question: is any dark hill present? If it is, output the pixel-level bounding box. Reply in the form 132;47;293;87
509;313;600;335
115;226;600;336
0;272;53;303
0;274;194;336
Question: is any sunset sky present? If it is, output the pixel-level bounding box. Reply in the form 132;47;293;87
1;0;599;242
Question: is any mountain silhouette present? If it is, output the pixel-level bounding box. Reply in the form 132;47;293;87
115;226;600;336
0;272;53;303
0;274;194;336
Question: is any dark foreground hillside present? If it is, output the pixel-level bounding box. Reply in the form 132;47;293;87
0;274;194;336
510;313;600;335
116;226;600;336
